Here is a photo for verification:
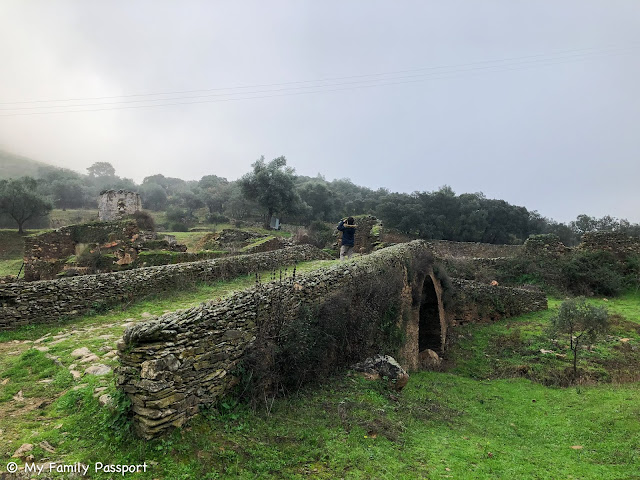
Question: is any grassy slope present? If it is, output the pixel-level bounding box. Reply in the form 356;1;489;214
0;272;638;478
0;259;341;463
449;295;640;385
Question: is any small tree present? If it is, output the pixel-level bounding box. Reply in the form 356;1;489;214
0;177;53;234
549;297;609;377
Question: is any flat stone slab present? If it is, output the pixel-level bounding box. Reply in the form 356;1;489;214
79;354;100;363
71;347;92;358
84;364;112;376
12;443;33;458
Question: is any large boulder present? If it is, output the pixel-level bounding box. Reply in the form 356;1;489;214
419;349;442;369
352;354;409;391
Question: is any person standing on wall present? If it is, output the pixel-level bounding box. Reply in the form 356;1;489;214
337;216;357;261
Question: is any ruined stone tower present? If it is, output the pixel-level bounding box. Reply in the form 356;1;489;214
98;190;142;221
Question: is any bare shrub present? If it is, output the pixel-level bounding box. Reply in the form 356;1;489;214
131;210;156;231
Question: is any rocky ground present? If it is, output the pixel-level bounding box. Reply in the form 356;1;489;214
0;310;167;463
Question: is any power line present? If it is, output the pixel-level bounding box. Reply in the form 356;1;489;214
1;42;636;106
0;43;637;117
2;43;637;112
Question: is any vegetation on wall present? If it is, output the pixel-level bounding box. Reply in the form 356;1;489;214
491;252;640;297
240;258;408;406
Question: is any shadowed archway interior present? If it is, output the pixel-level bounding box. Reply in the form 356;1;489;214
419;275;442;353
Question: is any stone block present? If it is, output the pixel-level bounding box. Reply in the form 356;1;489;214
145;392;185;409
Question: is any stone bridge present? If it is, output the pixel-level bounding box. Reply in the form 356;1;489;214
116;240;547;438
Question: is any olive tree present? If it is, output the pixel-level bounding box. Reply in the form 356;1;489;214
0;177;53;234
239;156;299;228
549;297;609;377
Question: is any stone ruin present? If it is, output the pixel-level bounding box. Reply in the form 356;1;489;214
98;190;142;221
22;220;186;281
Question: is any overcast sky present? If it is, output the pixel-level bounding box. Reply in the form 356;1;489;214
1;1;639;223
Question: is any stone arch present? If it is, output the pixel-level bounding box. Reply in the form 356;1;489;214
399;266;447;371
418;272;447;354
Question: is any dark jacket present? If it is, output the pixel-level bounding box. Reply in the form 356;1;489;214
337;220;356;247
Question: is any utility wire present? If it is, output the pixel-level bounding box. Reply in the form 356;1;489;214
0;42;636;107
1;44;637;112
0;43;637;117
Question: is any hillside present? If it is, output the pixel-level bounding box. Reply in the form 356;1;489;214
0;280;637;478
0;150;58;179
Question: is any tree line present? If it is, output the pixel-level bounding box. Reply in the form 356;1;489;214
1;156;639;245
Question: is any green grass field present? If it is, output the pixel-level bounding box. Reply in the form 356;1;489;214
0;229;30;277
0;265;638;479
449;294;640;386
49;209;98;228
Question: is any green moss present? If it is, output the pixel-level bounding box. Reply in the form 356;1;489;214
68;220;136;244
140;240;171;250
134;250;227;267
241;236;276;252
138;250;180;257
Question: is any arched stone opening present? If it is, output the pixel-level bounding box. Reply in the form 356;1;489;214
418;274;446;354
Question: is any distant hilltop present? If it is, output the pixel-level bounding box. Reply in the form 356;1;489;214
0;149;61;180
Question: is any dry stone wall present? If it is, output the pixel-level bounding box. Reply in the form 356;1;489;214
577;232;640;258
0;245;329;330
352;215;379;253
133;251;227;268
242;236;286;254
23;230;75;281
430;240;522;259
437;257;512;282
523;234;568;257
447;278;547;327
98;190;142;221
